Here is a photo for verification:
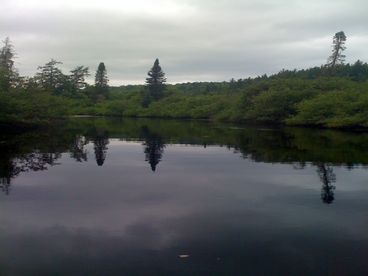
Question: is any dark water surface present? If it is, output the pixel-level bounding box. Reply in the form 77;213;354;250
1;118;368;275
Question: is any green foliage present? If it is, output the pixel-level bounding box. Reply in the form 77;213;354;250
94;62;109;101
0;38;16;92
35;59;67;95
69;66;90;93
1;35;368;129
271;61;368;82
0;90;72;124
245;89;313;122
287;89;368;128
145;58;166;102
2;73;368;129
327;31;347;68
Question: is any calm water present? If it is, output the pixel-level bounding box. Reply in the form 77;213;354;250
1;118;368;275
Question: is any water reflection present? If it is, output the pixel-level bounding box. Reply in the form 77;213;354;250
0;140;62;194
70;135;88;162
91;128;109;166
2;118;368;275
0;157;13;195
316;163;336;204
1;118;368;205
0;176;11;195
141;126;165;172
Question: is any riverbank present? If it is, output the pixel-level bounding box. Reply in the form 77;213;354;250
1;76;368;130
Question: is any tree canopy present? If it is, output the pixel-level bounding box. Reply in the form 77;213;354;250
70;66;89;92
0;37;16;92
1;33;368;129
35;59;66;95
94;62;109;101
327;31;347;68
145;58;166;101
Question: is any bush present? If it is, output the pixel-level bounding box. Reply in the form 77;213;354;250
287;90;368;128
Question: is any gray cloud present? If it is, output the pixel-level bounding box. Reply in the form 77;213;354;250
1;0;367;85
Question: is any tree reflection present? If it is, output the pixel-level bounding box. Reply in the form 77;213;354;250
316;163;336;204
0;152;62;195
141;126;165;172
70;135;88;162
0;177;11;195
2;118;367;202
90;129;109;166
0;159;14;195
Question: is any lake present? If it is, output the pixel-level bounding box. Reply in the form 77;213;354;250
1;118;368;275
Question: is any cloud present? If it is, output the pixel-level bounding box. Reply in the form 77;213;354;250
1;0;367;85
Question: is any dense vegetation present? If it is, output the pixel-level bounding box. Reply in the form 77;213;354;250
1;32;368;128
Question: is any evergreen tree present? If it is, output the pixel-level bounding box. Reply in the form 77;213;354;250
36;59;66;94
350;60;368;81
70;66;89;92
145;58;166;101
0;37;16;92
94;62;109;100
327;31;347;68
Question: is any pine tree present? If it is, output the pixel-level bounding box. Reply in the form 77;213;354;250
35;59;66;95
145;58;166;101
0;37;16;92
94;62;109;100
327;31;347;68
70;66;89;92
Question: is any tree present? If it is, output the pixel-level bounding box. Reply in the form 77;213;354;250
35;59;66;95
70;66;89;92
327;31;347;68
145;58;166;101
0;37;16;92
350;60;368;81
94;62;109;101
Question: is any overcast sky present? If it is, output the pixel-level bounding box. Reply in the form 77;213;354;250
1;0;368;85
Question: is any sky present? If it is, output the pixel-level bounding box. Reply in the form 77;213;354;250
1;0;368;85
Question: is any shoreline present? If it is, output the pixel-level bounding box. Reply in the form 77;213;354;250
2;115;368;133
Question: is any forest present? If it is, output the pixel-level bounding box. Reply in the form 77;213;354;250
1;32;368;128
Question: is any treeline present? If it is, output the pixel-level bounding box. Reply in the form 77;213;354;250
1;32;368;128
105;76;368;129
